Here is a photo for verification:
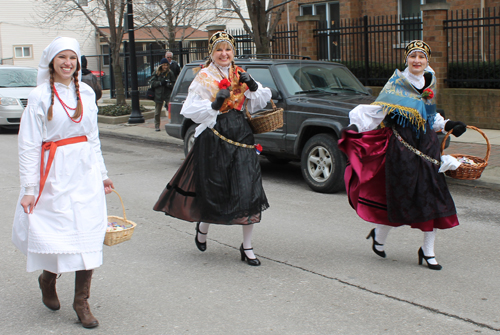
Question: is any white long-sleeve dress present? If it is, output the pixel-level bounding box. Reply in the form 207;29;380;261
12;81;108;273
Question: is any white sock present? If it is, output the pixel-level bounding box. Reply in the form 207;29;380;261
242;225;256;259
197;222;209;243
422;229;438;265
374;225;392;252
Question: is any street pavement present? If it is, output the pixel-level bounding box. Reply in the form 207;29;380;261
2;120;500;334
98;113;500;191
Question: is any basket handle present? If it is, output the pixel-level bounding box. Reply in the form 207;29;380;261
440;125;491;163
245;99;278;119
111;189;127;220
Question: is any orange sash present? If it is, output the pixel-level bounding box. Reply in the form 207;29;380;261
34;135;88;207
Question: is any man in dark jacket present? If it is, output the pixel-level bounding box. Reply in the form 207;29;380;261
149;58;176;131
164;51;180;79
80;55;102;103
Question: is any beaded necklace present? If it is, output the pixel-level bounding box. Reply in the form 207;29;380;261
53;84;83;123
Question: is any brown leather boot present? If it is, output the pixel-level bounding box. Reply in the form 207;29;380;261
38;270;60;310
73;270;99;328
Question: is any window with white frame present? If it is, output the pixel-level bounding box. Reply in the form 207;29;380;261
399;0;423;43
222;0;231;8
78;0;88;6
300;2;340;60
14;46;32;59
101;45;110;67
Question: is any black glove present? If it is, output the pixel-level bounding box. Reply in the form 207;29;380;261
342;124;359;133
444;120;467;137
211;89;231;110
238;71;258;92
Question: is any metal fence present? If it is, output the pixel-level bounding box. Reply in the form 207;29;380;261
115;42;209;98
444;7;500;88
228;24;299;57
315;14;422;86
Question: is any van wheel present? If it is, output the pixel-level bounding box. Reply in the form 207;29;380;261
300;133;346;193
184;124;197;156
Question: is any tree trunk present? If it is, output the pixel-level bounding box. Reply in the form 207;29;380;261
113;63;126;106
246;0;271;55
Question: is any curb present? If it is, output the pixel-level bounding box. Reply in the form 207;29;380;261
99;129;184;148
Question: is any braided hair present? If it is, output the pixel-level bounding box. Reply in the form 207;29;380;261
47;61;83;121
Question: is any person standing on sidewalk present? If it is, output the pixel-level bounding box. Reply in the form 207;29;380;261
12;37;114;328
154;31;272;266
149;58;175;131
80;55;102;103
338;40;467;270
165;51;180;79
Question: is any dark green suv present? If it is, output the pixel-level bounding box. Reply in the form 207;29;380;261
165;58;376;193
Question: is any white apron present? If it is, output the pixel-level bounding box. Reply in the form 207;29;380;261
12;81;108;273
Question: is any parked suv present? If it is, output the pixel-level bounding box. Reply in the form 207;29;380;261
165;57;448;193
165;57;375;193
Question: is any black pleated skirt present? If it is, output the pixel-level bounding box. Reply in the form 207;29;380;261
153;109;269;225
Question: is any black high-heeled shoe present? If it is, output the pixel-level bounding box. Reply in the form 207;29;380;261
195;222;207;252
239;244;261;266
366;228;386;258
418;247;442;270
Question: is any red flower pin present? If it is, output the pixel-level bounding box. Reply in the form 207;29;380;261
255;143;263;155
422;88;434;99
219;78;231;90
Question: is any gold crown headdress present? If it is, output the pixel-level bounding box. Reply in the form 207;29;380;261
405;40;431;61
208;31;236;55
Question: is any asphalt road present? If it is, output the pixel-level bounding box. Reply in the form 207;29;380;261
1;133;499;334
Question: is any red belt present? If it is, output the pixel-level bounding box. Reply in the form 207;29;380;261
34;135;88;207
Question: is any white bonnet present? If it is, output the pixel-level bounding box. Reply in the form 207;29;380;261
37;37;81;86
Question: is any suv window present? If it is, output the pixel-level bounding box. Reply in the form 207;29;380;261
178;67;198;94
275;63;366;95
246;67;278;92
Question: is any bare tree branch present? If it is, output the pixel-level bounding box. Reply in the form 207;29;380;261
265;0;294;14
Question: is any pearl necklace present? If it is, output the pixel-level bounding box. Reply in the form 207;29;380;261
53;85;83;123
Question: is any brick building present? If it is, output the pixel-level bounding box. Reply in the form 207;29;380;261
278;0;500;27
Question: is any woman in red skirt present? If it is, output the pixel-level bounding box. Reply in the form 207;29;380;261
338;40;467;270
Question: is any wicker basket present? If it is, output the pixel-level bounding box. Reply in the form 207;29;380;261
440;125;490;180
246;100;284;134
104;190;137;246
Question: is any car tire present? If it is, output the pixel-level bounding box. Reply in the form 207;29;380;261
265;155;292;165
184;124;197;156
300;133;346;193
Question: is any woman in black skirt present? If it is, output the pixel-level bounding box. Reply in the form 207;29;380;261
154;32;272;266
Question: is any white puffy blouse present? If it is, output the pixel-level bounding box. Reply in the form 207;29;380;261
180;63;272;137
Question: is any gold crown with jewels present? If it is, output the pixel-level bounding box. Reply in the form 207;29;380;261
405;40;431;60
208;31;236;54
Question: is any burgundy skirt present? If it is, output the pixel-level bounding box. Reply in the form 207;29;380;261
338;126;458;232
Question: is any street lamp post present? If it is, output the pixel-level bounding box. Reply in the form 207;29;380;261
126;0;144;124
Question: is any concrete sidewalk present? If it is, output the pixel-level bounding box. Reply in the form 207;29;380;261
98;117;500;190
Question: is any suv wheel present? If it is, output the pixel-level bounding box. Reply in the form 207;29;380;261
300;133;346;193
184;124;197;156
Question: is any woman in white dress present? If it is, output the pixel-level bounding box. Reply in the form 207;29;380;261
12;37;113;328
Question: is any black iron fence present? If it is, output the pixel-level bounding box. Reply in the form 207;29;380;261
444;7;500;88
115;42;209;98
315;14;422;86
228;24;299;57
